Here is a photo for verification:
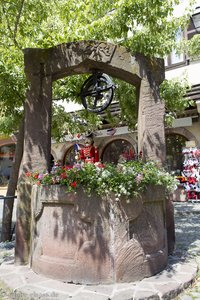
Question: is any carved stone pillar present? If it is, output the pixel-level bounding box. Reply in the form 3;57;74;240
137;56;166;164
15;62;52;264
22;73;52;173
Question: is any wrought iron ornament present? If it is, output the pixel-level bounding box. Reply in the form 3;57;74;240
80;72;115;113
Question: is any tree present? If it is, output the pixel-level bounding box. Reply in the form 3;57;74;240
179;34;200;60
0;0;196;241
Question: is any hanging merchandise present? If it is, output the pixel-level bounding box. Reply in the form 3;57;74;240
181;147;200;202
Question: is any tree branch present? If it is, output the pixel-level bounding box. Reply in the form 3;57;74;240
13;0;25;47
1;0;24;50
1;1;13;40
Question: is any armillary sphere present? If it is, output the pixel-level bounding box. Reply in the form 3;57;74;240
80;72;115;113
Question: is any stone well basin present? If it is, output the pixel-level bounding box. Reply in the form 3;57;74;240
31;185;168;284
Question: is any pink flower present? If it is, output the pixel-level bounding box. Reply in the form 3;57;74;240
38;174;43;180
136;174;143;184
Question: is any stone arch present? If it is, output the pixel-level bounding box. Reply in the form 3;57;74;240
24;41;142;84
99;136;137;162
101;137;136;164
22;40;165;174
165;127;198;145
63;143;84;166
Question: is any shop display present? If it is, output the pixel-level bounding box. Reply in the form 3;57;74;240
180;147;200;202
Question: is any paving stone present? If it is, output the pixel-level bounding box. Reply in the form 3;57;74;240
133;290;159;300
67;291;109;300
179;295;193;300
153;282;183;299
111;289;134;300
36;279;85;295
136;282;156;291
174;272;196;289
86;284;115;296
0;273;25;289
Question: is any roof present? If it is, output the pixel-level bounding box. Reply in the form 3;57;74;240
186;83;200;102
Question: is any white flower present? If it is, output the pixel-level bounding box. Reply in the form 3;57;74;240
124;166;135;175
101;170;111;178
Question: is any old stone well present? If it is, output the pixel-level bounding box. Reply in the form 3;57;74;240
31;184;167;284
15;40;171;284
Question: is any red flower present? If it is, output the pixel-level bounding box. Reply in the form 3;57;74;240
36;180;41;186
65;166;73;170
25;172;31;177
34;173;39;179
96;163;105;168
70;181;77;188
60;173;67;179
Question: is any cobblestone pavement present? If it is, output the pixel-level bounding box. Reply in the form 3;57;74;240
173;203;200;300
0;243;15;300
0;202;200;299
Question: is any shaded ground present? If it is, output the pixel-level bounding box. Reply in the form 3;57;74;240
173;209;200;300
174;213;200;258
0;281;15;300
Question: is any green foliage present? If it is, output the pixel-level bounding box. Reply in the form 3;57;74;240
115;79;137;129
53;75;87;103
0;54;25;134
0;114;21;135
0;0;196;138
51;104;73;141
52;75;138;141
52;71;193;140
52;101;103;141
185;34;200;60
160;76;194;126
26;160;178;199
82;0;193;57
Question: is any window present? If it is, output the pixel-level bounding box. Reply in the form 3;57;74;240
187;17;197;40
102;139;135;165
165;19;198;68
63;144;84;166
166;134;188;175
165;30;185;67
170;50;184;65
50;154;55;169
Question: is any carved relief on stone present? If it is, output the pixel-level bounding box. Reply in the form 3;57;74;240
55;41;116;67
87;41;116;63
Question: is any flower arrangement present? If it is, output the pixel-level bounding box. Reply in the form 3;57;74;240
26;160;178;200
